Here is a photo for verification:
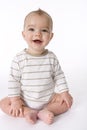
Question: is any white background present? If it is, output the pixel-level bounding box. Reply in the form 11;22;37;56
0;0;87;129
0;0;87;96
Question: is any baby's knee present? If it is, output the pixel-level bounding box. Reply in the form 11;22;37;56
54;102;70;115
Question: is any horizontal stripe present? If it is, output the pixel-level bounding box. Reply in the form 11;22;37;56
21;80;53;86
16;57;57;63
21;92;53;100
21;76;51;80
22;87;53;93
8;87;20;89
8;91;20;96
8;49;68;109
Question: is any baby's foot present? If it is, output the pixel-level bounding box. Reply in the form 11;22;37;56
38;109;54;124
25;110;38;124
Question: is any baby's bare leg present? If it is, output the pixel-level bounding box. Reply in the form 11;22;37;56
38;95;69;124
0;97;13;116
0;97;26;117
0;97;38;124
23;107;38;124
45;101;68;115
38;109;54;124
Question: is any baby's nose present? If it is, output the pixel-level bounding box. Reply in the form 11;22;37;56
35;30;41;36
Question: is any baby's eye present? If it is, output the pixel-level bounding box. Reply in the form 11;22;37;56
41;29;49;33
28;28;34;31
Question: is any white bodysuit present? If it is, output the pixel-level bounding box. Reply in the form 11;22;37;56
8;49;68;109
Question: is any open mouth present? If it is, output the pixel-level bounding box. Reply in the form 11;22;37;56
33;39;42;44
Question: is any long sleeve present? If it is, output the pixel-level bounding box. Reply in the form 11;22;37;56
53;57;69;93
8;56;21;97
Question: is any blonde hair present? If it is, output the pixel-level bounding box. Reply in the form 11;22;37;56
23;9;53;31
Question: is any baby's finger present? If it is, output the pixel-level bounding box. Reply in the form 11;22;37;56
11;109;16;117
19;108;23;117
9;108;12;115
66;99;72;108
15;109;19;116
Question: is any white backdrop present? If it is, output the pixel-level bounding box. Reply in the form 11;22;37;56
0;0;87;96
0;0;87;130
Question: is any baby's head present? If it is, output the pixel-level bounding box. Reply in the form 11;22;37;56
23;8;53;32
22;9;54;55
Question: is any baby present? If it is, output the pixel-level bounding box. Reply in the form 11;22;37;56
0;9;73;125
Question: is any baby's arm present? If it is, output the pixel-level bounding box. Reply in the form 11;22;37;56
9;96;24;117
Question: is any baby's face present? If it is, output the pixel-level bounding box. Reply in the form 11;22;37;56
22;13;53;55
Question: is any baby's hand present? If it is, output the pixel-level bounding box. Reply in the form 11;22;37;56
60;91;73;108
9;97;24;117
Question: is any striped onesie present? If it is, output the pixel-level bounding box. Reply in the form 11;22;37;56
8;49;68;109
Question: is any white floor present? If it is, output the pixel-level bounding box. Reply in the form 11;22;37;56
0;84;87;130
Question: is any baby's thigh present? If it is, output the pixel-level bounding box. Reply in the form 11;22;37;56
0;97;11;108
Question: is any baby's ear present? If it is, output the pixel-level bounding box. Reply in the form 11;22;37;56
50;32;54;40
22;31;25;39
